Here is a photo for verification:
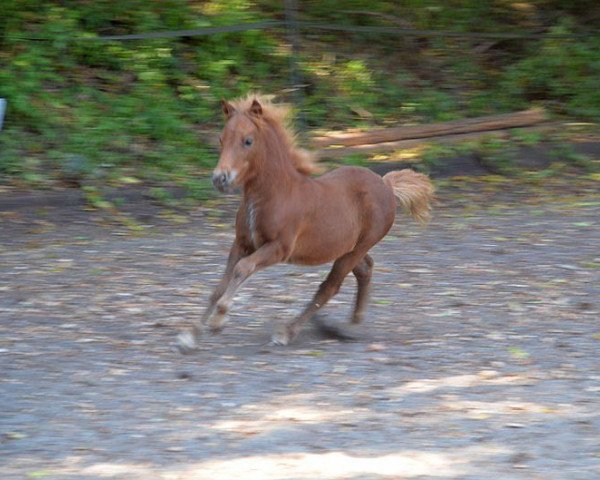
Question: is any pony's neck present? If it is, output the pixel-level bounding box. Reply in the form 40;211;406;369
243;121;303;200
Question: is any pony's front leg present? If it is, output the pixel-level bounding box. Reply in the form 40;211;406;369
211;241;288;323
201;243;248;334
178;241;287;353
177;242;246;353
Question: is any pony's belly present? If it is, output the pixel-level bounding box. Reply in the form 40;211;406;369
287;253;337;266
287;234;357;266
287;254;339;266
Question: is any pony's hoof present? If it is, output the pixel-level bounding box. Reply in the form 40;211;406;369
207;311;228;334
208;325;224;335
176;331;199;354
270;325;292;346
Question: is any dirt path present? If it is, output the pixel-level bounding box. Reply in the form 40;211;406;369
1;178;599;479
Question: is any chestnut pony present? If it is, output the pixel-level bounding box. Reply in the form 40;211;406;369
178;95;434;351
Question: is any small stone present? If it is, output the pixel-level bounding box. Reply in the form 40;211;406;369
477;369;499;379
366;343;386;352
165;446;184;452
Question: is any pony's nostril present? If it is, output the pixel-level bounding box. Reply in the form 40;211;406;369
212;172;229;191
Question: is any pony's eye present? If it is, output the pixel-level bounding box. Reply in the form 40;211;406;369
243;137;254;148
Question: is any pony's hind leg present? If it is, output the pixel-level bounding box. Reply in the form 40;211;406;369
351;254;373;324
271;249;368;345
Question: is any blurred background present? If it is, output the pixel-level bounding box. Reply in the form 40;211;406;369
1;0;599;191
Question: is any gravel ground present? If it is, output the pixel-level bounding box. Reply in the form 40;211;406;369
1;179;599;480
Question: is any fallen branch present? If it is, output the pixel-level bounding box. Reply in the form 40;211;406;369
312;108;547;149
315;124;555;160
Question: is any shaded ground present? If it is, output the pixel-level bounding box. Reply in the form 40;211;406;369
1;176;599;479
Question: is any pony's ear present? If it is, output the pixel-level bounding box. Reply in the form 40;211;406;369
221;99;235;119
249;99;263;117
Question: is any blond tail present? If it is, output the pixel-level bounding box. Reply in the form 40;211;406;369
383;169;435;224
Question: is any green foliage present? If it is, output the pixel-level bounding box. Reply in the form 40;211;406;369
417;135;517;176
512;129;544;147
421;144;456;172
498;24;600;119
475;138;518;175
82;186;115;211
0;1;599;185
183;177;215;202
550;142;596;171
339;154;368;167
149;186;174;203
0;0;283;183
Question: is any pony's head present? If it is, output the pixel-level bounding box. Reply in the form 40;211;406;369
213;95;318;192
212;98;264;193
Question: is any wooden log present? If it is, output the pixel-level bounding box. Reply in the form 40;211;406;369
315;124;554;160
312;108;547;148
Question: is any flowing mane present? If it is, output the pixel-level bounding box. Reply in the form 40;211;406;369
230;94;320;175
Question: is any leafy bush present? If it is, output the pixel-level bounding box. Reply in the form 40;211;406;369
1;1;599;184
0;1;285;181
499;24;600;119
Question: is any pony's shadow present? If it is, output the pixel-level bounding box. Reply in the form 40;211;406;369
310;313;366;342
190;314;371;358
254;314;370;354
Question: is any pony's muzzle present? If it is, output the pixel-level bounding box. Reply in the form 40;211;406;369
212;170;235;193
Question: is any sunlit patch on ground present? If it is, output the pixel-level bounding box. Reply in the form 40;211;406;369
72;447;510;479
